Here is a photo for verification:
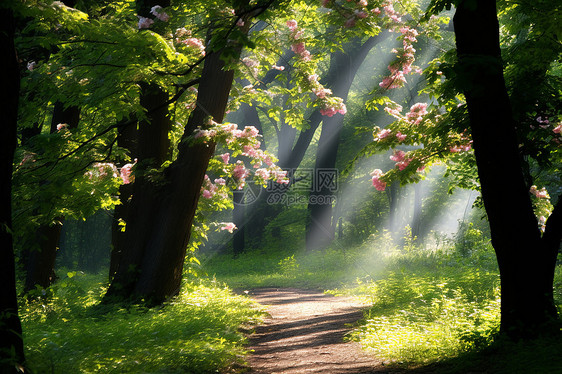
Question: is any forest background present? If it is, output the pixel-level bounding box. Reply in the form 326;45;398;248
0;0;561;372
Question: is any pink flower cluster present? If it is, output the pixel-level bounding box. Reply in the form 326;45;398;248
120;159;136;184
406;103;428;125
370;169;386;191
375;128;392;141
201;174;229;199
195;121;289;190
286;20;348;118
390;150;411;170
137;16;154;29
449;144;472;153
220;222;237;233
319;99;347;117
150;5;169;22
530;185;549;199
376;1;421;89
183;38;205;55
86;162;119;180
287;20;310;61
553;124;561;134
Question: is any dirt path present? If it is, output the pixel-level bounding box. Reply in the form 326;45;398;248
244;288;405;374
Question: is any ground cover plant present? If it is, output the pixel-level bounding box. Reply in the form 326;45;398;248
20;273;265;373
202;227;562;371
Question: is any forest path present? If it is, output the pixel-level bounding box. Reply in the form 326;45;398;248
243;288;407;374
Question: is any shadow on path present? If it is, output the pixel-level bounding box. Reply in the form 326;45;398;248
244;288;409;374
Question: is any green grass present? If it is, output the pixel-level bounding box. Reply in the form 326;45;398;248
21;273;265;373
202;230;562;371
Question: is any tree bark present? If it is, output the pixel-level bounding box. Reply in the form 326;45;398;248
454;0;561;338
0;6;25;371
105;17;251;303
306;36;381;250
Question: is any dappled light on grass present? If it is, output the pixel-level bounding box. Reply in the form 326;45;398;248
347;274;500;364
21;274;265;373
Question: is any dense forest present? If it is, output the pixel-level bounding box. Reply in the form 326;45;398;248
1;0;561;372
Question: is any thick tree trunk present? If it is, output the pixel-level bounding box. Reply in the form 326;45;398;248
109;84;170;280
0;6;25;371
105;19;249;303
454;0;561;338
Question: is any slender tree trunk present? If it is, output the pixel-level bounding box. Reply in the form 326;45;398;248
0;6;25;371
105;18;251;303
305;36;383;250
454;0;561;338
411;183;422;240
232;190;245;256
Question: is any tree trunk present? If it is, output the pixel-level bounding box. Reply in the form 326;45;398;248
0;6;25;371
109;83;171;280
232;190;245;257
104;19;250;303
24;102;80;293
109;120;137;280
305;36;383;250
454;0;561;338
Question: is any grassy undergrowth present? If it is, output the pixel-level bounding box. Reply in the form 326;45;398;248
202;229;562;371
21;274;264;373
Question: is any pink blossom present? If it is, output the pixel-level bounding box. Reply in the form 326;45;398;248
272;65;285;71
375;129;392;141
255;168;270;180
150;5;169;22
137;16;154;29
553;124;561;134
241;126;260;138
183;38;205;54
233;161;250;180
530;185;549;199
236;18;245;27
358;0;368;6
313;87;332;99
372;7;381;15
56;123;68;131
396;159;410;170
370;169;386;191
273;170;289;184
286;19;298;31
396;132;407;141
214;178;226;185
320;107;337;117
220;222;237;233
242;57;259;68
220;153;230;164
27;61;36;71
450;145;462;153
120;162;136;184
390;150;405;162
202;189;213;199
291;42;306;55
406;103;428;124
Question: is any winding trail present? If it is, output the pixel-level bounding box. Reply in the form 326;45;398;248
245;288;406;374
